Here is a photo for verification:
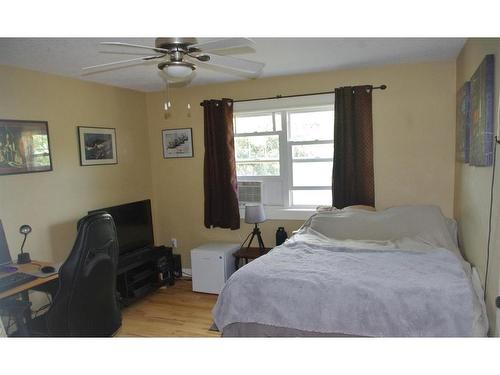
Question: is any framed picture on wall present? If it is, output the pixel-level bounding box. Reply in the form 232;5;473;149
78;126;118;166
0;119;53;176
162;128;194;158
469;54;495;166
456;81;471;163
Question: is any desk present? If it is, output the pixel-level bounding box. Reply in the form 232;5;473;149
233;247;271;270
0;261;59;336
0;261;59;299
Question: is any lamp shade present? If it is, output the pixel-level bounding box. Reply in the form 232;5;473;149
245;204;266;224
19;224;32;235
165;64;194;79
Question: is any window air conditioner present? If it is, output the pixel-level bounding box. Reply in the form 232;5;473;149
238;181;263;206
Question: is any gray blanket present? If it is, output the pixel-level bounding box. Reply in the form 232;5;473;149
213;235;476;337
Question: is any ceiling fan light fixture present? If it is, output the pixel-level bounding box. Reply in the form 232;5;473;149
162;61;195;79
86;38;265;89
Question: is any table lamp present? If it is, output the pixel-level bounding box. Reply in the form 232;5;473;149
17;224;32;264
241;204;267;254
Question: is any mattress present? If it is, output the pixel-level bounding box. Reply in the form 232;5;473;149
222;322;358;337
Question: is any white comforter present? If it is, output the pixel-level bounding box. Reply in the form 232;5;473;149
213;205;488;336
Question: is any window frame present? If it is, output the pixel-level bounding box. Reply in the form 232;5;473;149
285;107;334;208
234;111;286;207
233;95;334;216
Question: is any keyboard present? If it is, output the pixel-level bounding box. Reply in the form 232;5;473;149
0;272;37;293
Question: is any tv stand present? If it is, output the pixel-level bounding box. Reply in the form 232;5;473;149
116;246;174;306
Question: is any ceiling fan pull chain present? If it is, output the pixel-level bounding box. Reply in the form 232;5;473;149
164;80;172;116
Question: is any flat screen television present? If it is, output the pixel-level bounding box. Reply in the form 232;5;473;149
89;199;154;255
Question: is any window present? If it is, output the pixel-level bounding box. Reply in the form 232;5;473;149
234;95;334;214
31;134;51;167
234;113;281;177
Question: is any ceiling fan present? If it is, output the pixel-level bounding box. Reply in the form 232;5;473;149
82;37;265;82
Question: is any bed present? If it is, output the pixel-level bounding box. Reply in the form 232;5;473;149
212;205;488;337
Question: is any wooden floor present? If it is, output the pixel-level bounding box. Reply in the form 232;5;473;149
118;280;220;337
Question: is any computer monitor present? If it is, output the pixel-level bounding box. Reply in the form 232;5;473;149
0;220;13;266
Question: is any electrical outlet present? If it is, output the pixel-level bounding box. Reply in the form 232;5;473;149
171;238;177;248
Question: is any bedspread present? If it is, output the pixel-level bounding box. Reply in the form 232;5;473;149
213;233;478;337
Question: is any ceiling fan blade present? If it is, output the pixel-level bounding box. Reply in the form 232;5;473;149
100;42;170;53
201;53;265;75
82;55;164;71
190;38;255;52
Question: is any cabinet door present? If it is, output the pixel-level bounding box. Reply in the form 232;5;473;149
191;252;226;294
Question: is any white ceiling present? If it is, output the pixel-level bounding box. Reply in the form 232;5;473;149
0;38;466;92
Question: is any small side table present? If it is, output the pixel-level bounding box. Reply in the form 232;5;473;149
233;247;271;270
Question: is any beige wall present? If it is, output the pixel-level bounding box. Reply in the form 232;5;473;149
0;65;152;262
146;61;456;268
0;59;460;306
454;38;500;335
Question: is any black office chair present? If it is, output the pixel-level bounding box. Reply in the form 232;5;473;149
30;212;122;336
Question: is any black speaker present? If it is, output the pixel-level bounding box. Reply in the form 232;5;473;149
154;246;175;286
173;254;182;278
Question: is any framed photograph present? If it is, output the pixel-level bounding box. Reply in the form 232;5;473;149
162;128;194;158
470;54;495;166
0;119;53;176
78;126;117;166
456;81;471;163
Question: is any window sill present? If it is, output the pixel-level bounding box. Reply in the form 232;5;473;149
239;206;315;221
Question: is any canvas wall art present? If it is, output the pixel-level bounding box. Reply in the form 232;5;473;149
162;128;194;158
0;119;53;176
456;81;471;163
470;54;495;166
78;126;117;166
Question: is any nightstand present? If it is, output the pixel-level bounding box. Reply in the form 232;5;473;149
233;247;271;270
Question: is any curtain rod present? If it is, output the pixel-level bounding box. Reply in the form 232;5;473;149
199;85;387;106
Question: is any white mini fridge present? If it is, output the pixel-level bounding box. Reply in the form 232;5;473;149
191;242;240;294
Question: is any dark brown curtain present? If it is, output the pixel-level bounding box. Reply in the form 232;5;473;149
203;98;240;229
332;85;374;208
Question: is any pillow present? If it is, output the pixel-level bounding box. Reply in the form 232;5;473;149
316;205;375;212
316;206;339;212
305;205;459;253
